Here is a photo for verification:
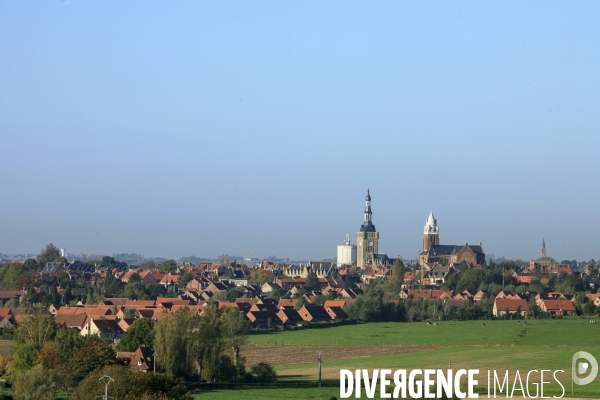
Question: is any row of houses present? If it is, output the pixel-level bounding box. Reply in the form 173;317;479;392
43;294;357;340
398;288;586;317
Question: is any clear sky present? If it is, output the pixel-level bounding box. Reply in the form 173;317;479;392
1;2;598;262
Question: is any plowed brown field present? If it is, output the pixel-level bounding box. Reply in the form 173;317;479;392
241;345;437;367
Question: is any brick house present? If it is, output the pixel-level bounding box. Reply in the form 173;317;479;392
298;305;331;323
117;345;155;372
277;307;303;326
326;306;348;320
80;318;123;340
246;310;283;329
539;299;576;316
493;299;528;317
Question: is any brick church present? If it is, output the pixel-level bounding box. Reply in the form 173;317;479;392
418;211;485;266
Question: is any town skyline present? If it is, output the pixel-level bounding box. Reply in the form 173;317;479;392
1;196;594;263
2;2;598;261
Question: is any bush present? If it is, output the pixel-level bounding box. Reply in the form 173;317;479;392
250;362;277;383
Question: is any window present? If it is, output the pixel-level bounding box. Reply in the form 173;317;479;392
138;359;143;366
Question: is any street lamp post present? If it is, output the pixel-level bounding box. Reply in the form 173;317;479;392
153;352;157;375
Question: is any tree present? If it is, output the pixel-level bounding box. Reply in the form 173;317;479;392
101;256;117;265
13;364;57;400
74;365;191;400
123;308;139;319
23;258;39;270
35;342;68;370
158;260;177;274
10;343;40;376
249;269;272;284
71;341;116;375
343;271;360;289
195;305;224;382
385;259;405;293
583;302;596;316
456;269;484;294
117;318;155;352
556;274;585;294
221;308;249;369
154;308;198;378
527;299;538;319
305;272;318;290
226;287;246;302
14;309;57;349
250;362;277;383
179;270;193;287
54;325;85;363
0;262;25;290
128;273;142;284
37;243;61;266
53;367;78;399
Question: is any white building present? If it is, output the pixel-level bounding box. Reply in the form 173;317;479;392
337;234;357;266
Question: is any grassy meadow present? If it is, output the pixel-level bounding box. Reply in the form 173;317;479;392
275;346;600;397
210;319;600;398
193;386;340;399
249;319;600;348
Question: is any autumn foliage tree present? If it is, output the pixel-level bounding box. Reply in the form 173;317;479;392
71;341;116;376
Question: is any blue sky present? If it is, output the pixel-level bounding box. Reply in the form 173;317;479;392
1;2;598;261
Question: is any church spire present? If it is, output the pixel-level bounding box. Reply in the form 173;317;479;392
541;239;546;258
360;189;376;232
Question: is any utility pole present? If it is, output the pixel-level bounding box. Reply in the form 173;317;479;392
317;351;322;388
153;352;157;375
95;376;114;400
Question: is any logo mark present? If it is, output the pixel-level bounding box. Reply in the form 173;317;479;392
572;351;598;386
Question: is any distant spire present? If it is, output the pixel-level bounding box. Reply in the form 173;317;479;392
541;239;546;258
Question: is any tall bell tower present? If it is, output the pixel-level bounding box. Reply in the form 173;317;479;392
423;210;440;252
356;189;379;267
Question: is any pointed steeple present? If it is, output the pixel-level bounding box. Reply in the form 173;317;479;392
424;210;439;235
541;239;546;258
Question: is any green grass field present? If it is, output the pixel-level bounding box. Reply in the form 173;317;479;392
249;319;600;348
276;347;600;397
216;320;600;398
193;386;340;399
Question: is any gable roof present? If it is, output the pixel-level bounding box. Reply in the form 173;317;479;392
541;299;576;311
54;314;88;329
495;299;528;311
91;319;123;335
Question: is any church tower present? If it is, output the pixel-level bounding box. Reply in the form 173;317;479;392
423;211;439;252
356;189;379;267
541;239;546;258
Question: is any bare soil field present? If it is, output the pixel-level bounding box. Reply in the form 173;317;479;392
241;345;437;367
